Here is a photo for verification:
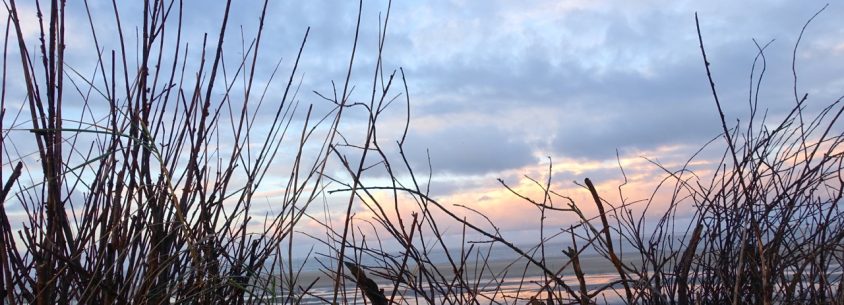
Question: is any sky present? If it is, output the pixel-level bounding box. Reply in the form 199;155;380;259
263;0;844;237
2;0;844;248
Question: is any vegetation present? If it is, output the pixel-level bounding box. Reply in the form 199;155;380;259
0;1;841;304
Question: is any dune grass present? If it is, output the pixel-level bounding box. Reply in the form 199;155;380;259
1;1;842;304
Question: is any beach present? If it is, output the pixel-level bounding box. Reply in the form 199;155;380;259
260;250;628;304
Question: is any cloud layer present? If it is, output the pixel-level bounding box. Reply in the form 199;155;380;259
3;0;843;237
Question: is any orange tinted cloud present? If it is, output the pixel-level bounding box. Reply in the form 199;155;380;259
326;144;719;240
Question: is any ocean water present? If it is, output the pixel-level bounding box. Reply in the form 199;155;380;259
254;245;843;305
255;246;627;304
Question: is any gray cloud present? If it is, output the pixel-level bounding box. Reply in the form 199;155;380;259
5;0;843;227
59;0;842;175
378;0;844;166
405;123;536;175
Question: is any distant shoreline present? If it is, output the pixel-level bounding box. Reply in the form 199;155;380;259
275;251;626;290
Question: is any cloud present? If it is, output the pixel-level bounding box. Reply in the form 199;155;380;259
405;121;536;175
381;0;844;168
3;0;843;245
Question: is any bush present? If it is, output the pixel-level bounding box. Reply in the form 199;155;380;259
0;1;841;304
